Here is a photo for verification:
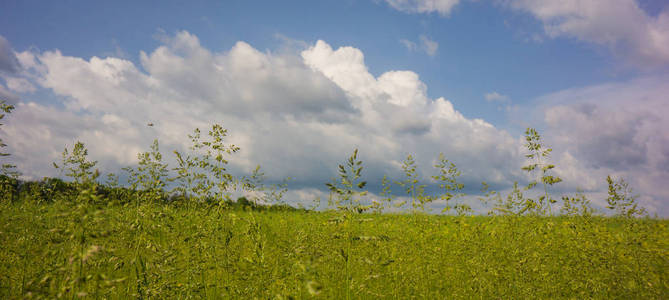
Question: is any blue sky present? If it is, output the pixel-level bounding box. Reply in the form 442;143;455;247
1;1;633;122
1;0;668;215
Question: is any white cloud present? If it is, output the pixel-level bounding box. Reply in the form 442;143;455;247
2;31;666;215
535;76;669;215
383;0;461;16
0;35;33;100
2;32;523;204
484;91;509;102
3;77;36;93
505;0;669;67
400;35;439;57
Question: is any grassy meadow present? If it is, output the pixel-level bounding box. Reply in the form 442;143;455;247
1;200;667;299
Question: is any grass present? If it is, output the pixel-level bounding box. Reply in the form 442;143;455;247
1;200;667;299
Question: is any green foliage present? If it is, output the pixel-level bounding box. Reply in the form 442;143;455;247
54;141;99;186
522;128;562;215
326;148;368;213
372;175;393;213
0;100;19;179
28;177;73;204
51;141;103;206
172;148;196;198
606;175;646;218
0;175;18;202
267;177;291;206
0;100;19;201
395;154;432;213
238;165;291;207
432;153;466;215
104;172;120;188
491;182;531;215
240;165;265;195
125;139;170;203
561;189;596;217
323;149;369;298
174;124;240;204
477;182;498;215
1;203;666;299
100;173;134;205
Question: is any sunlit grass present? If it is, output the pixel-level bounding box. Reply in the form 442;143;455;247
1;200;666;299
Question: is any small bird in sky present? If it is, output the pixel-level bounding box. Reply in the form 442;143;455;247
147;123;154;127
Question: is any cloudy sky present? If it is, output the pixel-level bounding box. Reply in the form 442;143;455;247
1;0;668;215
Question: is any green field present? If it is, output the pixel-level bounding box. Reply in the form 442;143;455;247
1;200;667;299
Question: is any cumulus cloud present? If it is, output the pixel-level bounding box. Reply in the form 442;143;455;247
383;0;461;16
2;32;524;210
2;31;666;215
505;0;669;67
536;76;669;215
4;77;36;93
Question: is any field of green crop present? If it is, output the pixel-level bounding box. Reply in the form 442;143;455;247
1;200;667;299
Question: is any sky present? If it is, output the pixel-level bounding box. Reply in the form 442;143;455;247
1;0;668;215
